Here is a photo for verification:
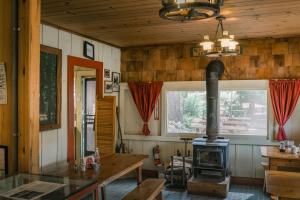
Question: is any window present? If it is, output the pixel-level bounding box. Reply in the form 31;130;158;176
219;90;267;135
166;89;268;136
167;91;206;134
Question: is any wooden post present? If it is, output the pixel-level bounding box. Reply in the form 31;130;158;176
0;0;14;175
18;0;41;173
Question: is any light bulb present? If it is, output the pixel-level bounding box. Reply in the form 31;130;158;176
200;35;214;51
228;35;238;50
229;40;239;50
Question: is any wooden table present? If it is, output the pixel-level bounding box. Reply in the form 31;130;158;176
265;170;300;200
43;154;148;200
261;146;300;171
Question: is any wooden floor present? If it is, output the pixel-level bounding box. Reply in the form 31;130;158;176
104;178;270;200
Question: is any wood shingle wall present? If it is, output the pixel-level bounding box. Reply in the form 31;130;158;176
121;37;300;82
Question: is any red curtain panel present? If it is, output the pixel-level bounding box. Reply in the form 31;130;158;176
128;81;163;136
269;80;300;141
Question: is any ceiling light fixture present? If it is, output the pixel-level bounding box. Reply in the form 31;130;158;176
199;15;240;57
159;0;223;21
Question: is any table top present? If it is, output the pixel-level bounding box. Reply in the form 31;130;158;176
43;154;148;186
260;146;300;160
265;170;300;199
0;173;96;200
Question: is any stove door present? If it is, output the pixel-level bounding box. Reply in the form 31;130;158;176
196;148;224;169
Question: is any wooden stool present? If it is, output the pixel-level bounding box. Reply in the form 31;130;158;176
122;178;165;200
261;161;269;192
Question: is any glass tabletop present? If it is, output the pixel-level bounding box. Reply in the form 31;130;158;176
0;173;96;200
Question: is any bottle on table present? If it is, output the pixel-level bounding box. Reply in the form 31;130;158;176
94;147;101;165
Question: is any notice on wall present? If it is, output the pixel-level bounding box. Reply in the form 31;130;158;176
0;63;7;104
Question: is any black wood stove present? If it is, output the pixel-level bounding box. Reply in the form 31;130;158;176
192;60;229;180
193;137;229;179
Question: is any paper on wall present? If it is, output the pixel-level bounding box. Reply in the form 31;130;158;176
0;63;7;104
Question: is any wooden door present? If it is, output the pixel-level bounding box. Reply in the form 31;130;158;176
95;96;116;158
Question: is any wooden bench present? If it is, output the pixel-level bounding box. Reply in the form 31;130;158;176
122;178;165;200
266;170;300;200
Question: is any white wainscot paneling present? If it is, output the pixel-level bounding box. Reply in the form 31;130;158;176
252;145;268;178
98;43;104;62
158;142;174;165
142;141;157;170
91;41;99;62
57;30;71;162
125;140;267;179
173;142;193;157
102;44;112;69
235;145;253;177
41;130;58;168
128;140;143;154
42;25;59;47
40;24;121;168
229;144;236;176
71;34;85;58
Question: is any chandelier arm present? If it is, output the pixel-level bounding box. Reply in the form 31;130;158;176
220;18;224;35
214;20;220;42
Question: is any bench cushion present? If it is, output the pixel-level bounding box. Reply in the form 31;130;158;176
122;178;165;200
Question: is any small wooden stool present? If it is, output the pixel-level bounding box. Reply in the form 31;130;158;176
122;178;165;200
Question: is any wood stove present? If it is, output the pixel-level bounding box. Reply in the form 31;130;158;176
188;60;230;197
192;60;229;180
193;137;229;179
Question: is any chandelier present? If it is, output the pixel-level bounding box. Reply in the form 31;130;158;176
199;15;240;57
159;0;223;21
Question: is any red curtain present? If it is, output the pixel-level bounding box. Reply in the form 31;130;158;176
269;80;300;141
128;82;163;136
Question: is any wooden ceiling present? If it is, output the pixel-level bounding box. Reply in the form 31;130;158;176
42;0;300;47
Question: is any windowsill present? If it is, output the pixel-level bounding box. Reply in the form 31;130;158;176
123;133;278;146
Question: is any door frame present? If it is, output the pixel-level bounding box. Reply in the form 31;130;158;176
67;56;103;162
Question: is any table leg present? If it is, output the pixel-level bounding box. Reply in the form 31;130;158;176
136;166;142;185
101;186;105;200
156;192;163;200
95;186;99;200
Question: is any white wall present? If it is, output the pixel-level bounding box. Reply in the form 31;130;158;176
123;139;268;178
40;24;121;169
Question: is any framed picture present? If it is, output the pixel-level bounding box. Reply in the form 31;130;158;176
40;45;62;131
104;69;111;79
83;41;94;60
104;81;113;93
112;72;120;92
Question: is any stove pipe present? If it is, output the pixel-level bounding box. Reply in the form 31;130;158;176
206;60;224;141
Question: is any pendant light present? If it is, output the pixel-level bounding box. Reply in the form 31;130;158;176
199;15;240;57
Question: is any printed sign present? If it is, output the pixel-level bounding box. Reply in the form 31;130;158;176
0;63;7;104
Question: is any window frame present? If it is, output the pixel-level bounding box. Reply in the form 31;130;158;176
162;80;270;138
